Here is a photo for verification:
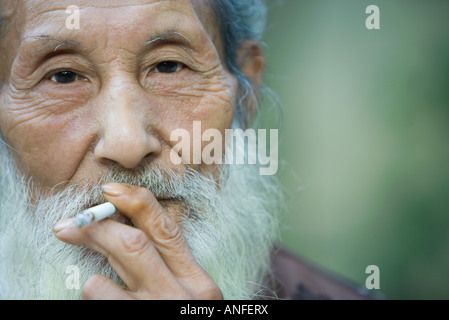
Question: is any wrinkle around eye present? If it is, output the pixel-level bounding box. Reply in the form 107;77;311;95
5;95;79;133
11;52;96;90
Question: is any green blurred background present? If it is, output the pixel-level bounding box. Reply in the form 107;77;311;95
261;0;449;299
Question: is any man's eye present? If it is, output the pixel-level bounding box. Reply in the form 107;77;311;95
155;61;183;74
50;71;79;84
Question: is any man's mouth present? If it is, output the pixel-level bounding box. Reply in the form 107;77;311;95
111;211;133;226
85;197;175;227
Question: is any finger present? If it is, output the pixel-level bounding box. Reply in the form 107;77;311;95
102;183;207;280
53;217;177;292
81;274;132;300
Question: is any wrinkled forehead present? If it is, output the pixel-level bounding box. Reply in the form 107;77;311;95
16;0;219;51
21;0;211;25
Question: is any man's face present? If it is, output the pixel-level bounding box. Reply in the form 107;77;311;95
0;0;237;201
0;0;280;300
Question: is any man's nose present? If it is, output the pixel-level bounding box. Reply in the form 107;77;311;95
94;81;161;169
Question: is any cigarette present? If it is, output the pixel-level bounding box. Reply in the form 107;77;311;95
73;202;117;227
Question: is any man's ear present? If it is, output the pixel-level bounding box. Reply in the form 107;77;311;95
237;40;265;86
236;40;265;123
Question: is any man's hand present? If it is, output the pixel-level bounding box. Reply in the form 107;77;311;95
53;183;223;300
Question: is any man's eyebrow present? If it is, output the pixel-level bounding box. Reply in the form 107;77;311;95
20;34;82;53
19;32;194;59
144;31;193;50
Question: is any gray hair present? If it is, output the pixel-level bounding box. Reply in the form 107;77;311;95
212;0;267;64
211;0;271;129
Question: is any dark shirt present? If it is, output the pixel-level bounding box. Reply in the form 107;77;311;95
269;247;386;300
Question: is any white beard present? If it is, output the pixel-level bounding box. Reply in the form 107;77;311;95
0;138;282;300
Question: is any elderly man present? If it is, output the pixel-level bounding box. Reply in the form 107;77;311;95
0;0;375;300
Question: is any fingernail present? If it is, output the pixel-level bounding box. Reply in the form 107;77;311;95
102;183;128;197
53;220;74;233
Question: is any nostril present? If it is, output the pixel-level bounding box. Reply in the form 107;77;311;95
94;131;161;169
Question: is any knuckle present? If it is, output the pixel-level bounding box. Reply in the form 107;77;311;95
203;285;223;300
82;275;106;300
153;213;181;242
120;229;151;255
192;282;223;300
127;187;158;212
127;193;147;213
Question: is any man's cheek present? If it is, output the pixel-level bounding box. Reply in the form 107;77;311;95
23;144;83;188
190;90;235;118
146;69;236;104
6;80;93;116
4;92;83;146
4;107;93;187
